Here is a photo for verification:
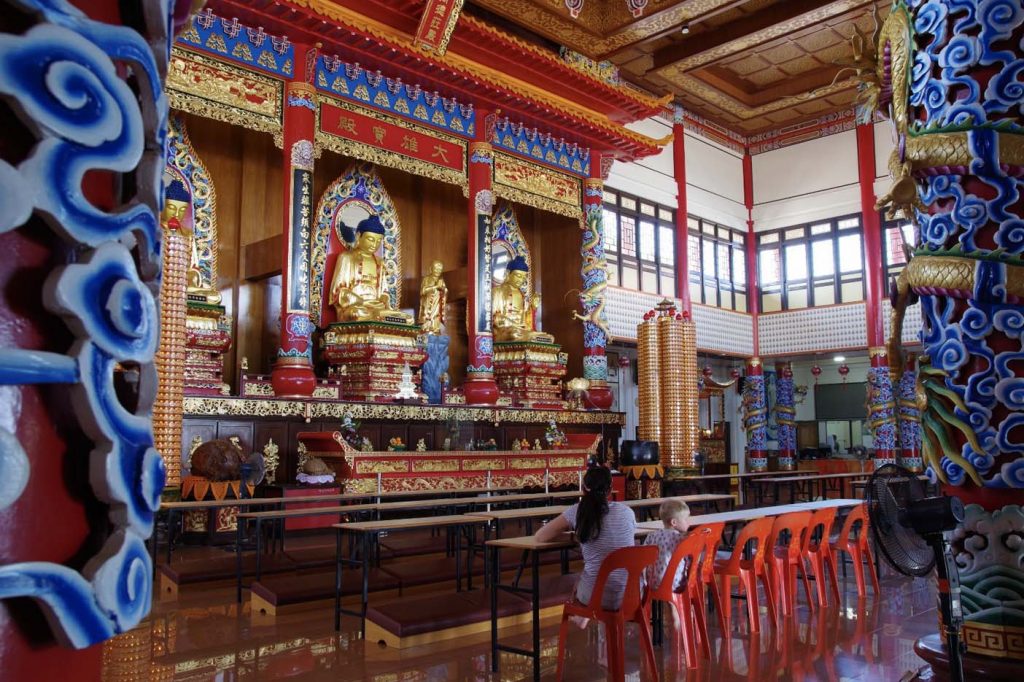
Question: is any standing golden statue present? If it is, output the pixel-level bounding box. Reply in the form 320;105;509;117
492;256;552;343
418;260;447;334
329;215;412;323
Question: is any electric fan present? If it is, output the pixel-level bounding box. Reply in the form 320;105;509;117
240;452;267;497
865;464;965;682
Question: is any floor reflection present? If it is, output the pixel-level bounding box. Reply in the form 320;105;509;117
102;570;936;681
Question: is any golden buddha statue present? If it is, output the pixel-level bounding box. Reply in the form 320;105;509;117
418;260;447;335
329;215;412;324
492;256;553;343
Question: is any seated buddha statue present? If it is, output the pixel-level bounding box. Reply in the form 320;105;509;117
492;256;553;343
329;214;412;324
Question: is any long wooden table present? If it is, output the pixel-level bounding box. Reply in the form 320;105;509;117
488;497;865;681
674;469;819;504
234;490;583;601
156;484;519;565
333;514;488;635
751;471;872;504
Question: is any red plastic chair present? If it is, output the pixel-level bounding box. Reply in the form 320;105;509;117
649;527;712;669
767;511;814;617
711;516;776;634
555;545;659;682
803;507;841;608
695;522;725;641
829;503;880;598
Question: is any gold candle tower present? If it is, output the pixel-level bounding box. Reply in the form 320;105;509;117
153;190;190;488
636;300;699;468
636;313;661;444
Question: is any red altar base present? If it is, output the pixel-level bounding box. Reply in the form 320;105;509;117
296;431;597;493
184;328;231;396
180;475;255;541
263;484;343;531
184;298;232;396
494;340;567;409
322;321;427;402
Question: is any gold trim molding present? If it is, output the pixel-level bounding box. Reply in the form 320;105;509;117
182;396;626;425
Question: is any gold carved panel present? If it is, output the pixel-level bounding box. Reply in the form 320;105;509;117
510;457;549;470
412;459;460;473
167;48;282;134
461;458;507;471
493;152;581;219
355;460;409;474
548;456;586;469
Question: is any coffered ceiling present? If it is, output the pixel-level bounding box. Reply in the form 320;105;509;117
468;0;889;135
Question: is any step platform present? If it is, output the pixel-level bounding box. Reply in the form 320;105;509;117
366;573;579;649
157;546;336;598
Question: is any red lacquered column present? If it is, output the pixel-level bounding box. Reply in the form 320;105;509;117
581;153;613;410
672;106;692;315
463;110;499;405
270;44;318;398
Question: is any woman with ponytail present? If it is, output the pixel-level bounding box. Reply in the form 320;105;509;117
535;466;636;610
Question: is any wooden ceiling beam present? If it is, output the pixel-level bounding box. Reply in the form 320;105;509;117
651;0;841;71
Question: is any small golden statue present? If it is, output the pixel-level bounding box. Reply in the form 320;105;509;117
329;215;412;323
492;256;552;343
418;260;447;335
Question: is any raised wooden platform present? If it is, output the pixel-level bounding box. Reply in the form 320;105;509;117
365;573;578;649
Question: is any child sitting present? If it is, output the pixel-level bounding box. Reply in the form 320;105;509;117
643;499;691;628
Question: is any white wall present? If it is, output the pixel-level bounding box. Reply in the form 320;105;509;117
873;118;896;198
607;116;747;230
684;133;746;230
751;130;861;231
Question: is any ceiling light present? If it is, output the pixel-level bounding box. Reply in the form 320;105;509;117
833;355;845;363
681;24;690;34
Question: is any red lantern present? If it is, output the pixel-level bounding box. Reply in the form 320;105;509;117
702;365;713;378
811;365;822;384
838;364;850;382
730;367;741;380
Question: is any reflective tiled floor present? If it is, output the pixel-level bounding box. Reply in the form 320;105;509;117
103;549;939;681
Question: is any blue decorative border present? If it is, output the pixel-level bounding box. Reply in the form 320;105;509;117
492;116;590;177
177;8;294;79
315;56;474;139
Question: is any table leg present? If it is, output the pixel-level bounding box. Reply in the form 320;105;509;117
166;509;177;566
490;544;499;673
255;518;263;583
360;532;370;637
455;524;463;592
334;527;342;631
235;517;243;603
531;549;540;682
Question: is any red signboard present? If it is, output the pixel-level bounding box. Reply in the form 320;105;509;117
320;101;465;172
414;0;463;55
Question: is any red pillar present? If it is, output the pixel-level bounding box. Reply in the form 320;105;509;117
857;122;885;349
463;110;499;405
742;148;759;353
271;45;318;397
672;107;691;314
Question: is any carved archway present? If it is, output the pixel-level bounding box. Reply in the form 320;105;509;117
491;201;533;301
165;114;218;289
